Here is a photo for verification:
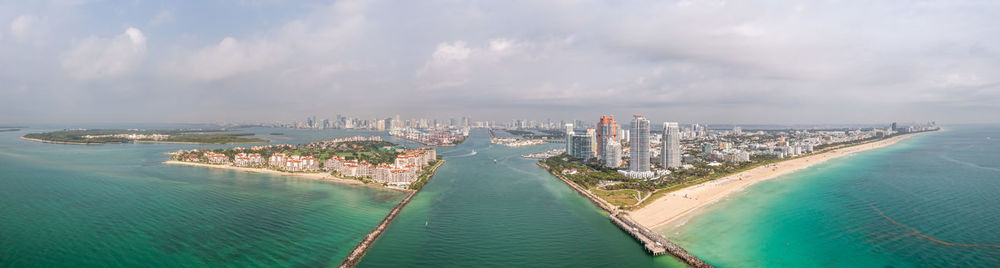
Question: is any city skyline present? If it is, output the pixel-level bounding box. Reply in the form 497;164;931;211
2;1;1000;124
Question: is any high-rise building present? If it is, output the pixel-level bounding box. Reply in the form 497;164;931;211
629;115;650;172
596;116;618;161
586;128;597;157
565;123;574;156
661;122;681;169
604;140;622;168
570;133;595;161
733;126;742;135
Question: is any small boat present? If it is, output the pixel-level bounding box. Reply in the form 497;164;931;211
493;159;498;163
425;221;428;227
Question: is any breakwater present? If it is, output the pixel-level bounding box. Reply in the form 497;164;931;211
339;160;445;268
538;162;713;268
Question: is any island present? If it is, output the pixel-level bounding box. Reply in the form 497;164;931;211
164;135;446;268
389;127;469;146
21;129;268;144
166;135;442;191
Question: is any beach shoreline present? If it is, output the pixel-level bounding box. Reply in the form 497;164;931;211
163;160;410;192
630;132;927;230
21;135;266;145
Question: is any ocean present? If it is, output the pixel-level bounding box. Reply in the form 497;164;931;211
660;125;1000;267
4;125;993;267
0;127;684;267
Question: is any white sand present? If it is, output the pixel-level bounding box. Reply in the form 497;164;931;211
630;133;922;229
163;160;410;192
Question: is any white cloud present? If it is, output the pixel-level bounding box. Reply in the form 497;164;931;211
61;27;147;79
10;15;46;44
163;37;287;81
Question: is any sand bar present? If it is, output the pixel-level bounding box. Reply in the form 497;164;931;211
630;132;925;229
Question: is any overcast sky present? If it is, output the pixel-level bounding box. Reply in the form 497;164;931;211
1;0;998;125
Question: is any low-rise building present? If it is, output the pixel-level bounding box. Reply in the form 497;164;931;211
205;152;229;165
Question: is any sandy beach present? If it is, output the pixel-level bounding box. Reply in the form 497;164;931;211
630;133;923;229
163;160;409;192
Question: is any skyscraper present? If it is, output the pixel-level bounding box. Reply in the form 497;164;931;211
629;115;650;172
570;133;595;161
586;128;597;157
596;116;618;161
661;122;681;169
565;123;574;156
604;140;622;168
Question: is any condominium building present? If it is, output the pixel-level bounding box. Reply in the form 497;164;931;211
565;123;574;156
604;140;623;168
629;115;651;172
570;133;595;161
661;122;681;168
596;116;618;161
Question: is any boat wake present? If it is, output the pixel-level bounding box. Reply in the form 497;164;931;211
450;150;478;158
939;154;1000;172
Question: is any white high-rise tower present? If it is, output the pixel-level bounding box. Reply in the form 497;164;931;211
661;122;681;168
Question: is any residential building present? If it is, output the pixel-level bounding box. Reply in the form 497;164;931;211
629;115;651;172
604;140;622;168
570;133;595;160
565;123;574;156
597;115;618;161
661;122;681;169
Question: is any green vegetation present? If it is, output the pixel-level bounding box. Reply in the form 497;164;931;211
542;153;784;209
183;140;400;165
270;132;284;135
23;129;266;144
409;156;444;190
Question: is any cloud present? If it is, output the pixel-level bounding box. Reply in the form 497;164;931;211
4;0;1000;123
162;37;287;81
9;15;46;44
61;27;147;79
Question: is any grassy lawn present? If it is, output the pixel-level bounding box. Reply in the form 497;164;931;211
592;188;643;208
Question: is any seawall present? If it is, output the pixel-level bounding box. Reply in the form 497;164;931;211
538;162;713;268
339;160;445;268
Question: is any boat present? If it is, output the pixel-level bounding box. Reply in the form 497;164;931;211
493;159;498;163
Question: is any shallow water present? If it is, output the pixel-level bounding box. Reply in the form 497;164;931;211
662;125;1000;267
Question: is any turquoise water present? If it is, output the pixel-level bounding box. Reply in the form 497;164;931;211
6;125;992;267
0;127;684;267
359;129;685;267
662;125;1000;267
0;127;410;267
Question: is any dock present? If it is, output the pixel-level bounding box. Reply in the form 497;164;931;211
538;162;713;268
339;160;445;268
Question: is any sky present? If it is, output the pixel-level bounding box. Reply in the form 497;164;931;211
1;0;998;125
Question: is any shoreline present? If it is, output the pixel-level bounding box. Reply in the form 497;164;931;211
20;136;99;145
162;160;410;192
630;132;927;230
22;135;267;145
339;160;445;268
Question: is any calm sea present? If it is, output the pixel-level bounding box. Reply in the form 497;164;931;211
661;125;1000;267
0;127;685;267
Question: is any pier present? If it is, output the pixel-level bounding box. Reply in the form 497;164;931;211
538;162;713;268
339;160;445;268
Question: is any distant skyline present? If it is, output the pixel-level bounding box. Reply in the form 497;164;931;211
2;0;999;124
